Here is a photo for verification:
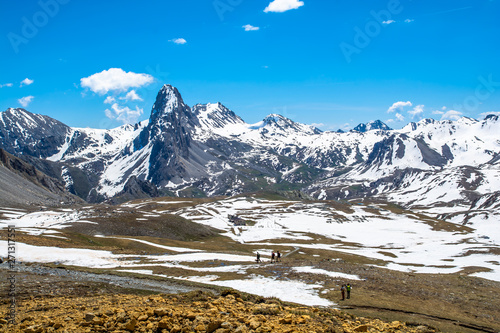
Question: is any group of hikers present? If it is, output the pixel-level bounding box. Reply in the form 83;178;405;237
254;251;353;301
255;251;281;263
340;283;352;300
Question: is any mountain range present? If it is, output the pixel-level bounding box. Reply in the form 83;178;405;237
1;84;499;222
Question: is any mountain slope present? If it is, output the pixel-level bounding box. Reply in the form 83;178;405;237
0;108;70;158
0;149;82;206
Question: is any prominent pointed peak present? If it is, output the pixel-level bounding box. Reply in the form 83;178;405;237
150;84;188;121
159;83;179;94
157;84;184;104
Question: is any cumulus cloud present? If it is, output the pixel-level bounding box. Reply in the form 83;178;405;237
243;24;260;31
18;96;34;107
122;90;143;101
264;0;304;13
405;19;414;23
388;101;412;113
105;103;143;125
170;38;187;45
408;104;425;118
0;83;13;88
395;113;405;121
20;78;34;87
104;96;116;104
382;20;396;24
387;113;405;123
440;110;463;121
80;68;154;95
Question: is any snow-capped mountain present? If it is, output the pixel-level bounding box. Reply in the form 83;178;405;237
352;120;392;132
0;107;71;158
1;85;499;221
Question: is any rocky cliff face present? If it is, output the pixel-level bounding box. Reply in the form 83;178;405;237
134;85;197;186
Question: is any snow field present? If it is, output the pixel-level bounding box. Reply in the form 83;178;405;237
1;195;499;307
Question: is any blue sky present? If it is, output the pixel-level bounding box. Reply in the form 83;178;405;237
1;0;499;130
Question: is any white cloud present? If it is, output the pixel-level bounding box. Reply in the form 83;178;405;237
441;110;463;121
382;20;396;24
310;122;325;128
0;83;13;88
243;24;260;31
395;113;405;121
388;101;412;113
104;96;116;104
405;19;414;23
105;103;143;125
170;38;187;45
408;104;424;118
18;96;34;107
122;90;143;101
432;110;444;115
80;68;154;95
264;0;304;13
20;78;34;87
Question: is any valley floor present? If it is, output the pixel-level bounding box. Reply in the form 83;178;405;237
1;195;500;332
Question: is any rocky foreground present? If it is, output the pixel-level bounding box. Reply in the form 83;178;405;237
1;290;438;333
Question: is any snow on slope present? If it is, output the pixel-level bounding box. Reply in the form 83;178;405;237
48;121;148;163
400;117;500;167
175;197;500;281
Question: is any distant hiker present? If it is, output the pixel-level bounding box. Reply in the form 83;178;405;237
271;251;275;263
340;284;346;300
277;251;281;262
346;283;352;299
256;252;261;263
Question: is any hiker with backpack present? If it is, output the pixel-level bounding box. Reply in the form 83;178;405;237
346;283;352;299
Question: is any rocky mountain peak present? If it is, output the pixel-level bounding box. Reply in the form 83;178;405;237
150;84;188;123
0;108;70;158
353;120;391;133
484;114;499;122
259;114;321;136
193;102;244;129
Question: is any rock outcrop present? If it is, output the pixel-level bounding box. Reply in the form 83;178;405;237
1;290;438;333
